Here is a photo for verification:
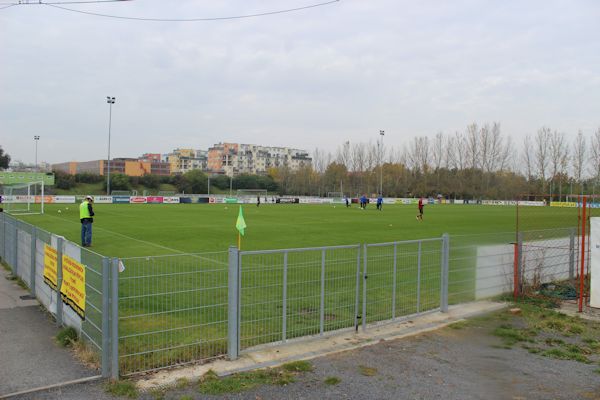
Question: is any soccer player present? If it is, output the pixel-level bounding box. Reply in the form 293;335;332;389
257;195;260;207
376;195;383;211
416;197;424;220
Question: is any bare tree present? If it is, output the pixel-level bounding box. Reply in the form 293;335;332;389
522;135;534;181
408;136;430;173
431;132;444;171
589;128;600;182
351;143;365;173
466;123;479;170
572;130;586;184
549;130;567;191
534;127;551;184
336;141;352;170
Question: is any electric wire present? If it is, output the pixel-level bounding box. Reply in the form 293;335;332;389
42;0;340;22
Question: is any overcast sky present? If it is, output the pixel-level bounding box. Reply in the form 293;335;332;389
1;0;599;165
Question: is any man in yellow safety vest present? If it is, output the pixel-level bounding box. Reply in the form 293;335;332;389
80;195;95;247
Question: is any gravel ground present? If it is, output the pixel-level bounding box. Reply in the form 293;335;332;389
17;308;600;400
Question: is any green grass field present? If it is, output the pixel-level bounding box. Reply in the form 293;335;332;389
14;203;585;374
16;203;582;257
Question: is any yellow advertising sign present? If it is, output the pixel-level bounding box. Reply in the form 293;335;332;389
550;202;577;208
43;244;58;290
60;255;86;319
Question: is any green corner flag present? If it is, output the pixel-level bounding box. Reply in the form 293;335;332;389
236;206;247;236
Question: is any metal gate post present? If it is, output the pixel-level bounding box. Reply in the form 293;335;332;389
282;251;288;342
354;246;361;330
30;226;37;293
13;222;18;276
441;234;450;313
227;246;240;360
320;249;325;335
416;241;422;313
517;232;524;296
362;244;368;331
56;236;64;326
101;257;110;378
110;257;120;379
569;227;576;280
392;243;397;320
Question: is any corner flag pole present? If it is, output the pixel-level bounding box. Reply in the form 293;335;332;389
236;205;246;250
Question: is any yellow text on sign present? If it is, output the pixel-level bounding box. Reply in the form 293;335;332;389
60;254;86;319
43;244;58;290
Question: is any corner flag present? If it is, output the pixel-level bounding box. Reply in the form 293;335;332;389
236;206;246;236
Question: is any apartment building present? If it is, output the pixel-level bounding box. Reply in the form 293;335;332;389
166;148;208;174
207;142;312;177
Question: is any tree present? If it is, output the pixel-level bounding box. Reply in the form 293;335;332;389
590;128;600;183
177;170;207;194
572;130;586;186
534;127;551;189
0;146;11;169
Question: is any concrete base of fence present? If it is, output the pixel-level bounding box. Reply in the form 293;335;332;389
136;300;507;391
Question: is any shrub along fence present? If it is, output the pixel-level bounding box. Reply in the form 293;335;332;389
0;212;585;377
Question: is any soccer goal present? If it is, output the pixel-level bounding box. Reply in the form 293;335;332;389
236;189;268;203
2;181;45;215
111;190;138;196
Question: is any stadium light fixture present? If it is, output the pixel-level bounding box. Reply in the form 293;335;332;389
106;96;116;195
33;135;40;171
379;130;385;196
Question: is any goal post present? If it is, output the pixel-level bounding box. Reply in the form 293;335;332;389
1;181;45;215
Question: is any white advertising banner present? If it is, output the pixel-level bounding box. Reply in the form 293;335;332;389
53;196;76;203
591;218;600;308
163;197;180;204
93;196;113;204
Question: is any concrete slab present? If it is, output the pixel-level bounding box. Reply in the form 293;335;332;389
0;269;38;309
136;300;507;391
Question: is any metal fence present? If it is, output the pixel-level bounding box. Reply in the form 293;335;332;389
117;252;229;375
0;211;591;378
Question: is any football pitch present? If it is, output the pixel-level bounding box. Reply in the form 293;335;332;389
16;203;579;257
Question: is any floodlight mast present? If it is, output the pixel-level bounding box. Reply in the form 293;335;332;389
106;96;116;195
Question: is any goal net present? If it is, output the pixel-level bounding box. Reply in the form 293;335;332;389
111;190;138;196
2;181;45;215
236;189;268;203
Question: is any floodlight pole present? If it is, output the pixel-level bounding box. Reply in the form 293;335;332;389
34;135;40;171
379;130;385;196
106;96;116;196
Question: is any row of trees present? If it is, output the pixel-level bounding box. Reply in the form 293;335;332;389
277;123;600;199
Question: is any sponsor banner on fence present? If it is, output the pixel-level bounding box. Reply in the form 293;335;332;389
60;254;86;319
277;197;299;204
53;196;76;203
43;244;58;290
35;195;54;204
130;196;148;204
112;196;131;204
454;199;464;204
163;197;180;204
93;196;113;204
146;196;164;204
224;198;239;204
550;202;577;208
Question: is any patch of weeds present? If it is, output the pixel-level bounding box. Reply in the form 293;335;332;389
582;338;600;351
324;376;341;385
594;368;600;375
544;338;565;346
522;345;542;354
358;365;378;376
72;340;100;369
198;368;295;395
542;348;590;364
175;377;190;389
282;360;313;372
543;319;566;331
149;388;165;400
567;324;584;335
561;343;591;355
492;324;534;346
448;320;470;330
179;396;193;400
105;380;139;399
56;326;78;347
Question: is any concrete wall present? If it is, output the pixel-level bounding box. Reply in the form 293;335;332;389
476;237;572;299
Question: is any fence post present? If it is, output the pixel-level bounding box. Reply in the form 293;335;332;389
320;249;326;335
110;258;119;379
569;227;576;280
56;236;64;326
362;244;368;331
101;257;110;378
282;251;288;342
416;241;422;313
392;243;397;320
30;226;37;293
227;246;240;360
13;221;18;276
517;232;524;296
354;246;361;331
440;234;449;313
0;212;5;261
